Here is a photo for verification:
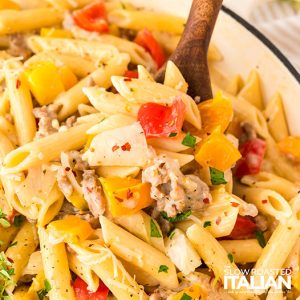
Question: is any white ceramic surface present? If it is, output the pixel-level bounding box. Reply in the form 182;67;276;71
127;0;300;136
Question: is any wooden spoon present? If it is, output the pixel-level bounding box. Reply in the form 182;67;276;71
155;0;223;101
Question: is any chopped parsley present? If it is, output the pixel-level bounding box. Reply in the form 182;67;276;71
161;210;192;223
209;167;227;185
8;241;17;248
181;132;196;148
0;251;15;299
37;279;52;300
168;229;176;240
158;265;168;273
13;215;25;227
169;132;177;137
150;219;162;238
180;294;192;300
0;209;10;228
203;221;212;228
228;253;234;263
255;230;266;248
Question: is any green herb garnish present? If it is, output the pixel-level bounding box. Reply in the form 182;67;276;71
8;242;17;248
161;210;192;223
168;229;176;240
228;253;234;263
255;230;266;248
13;215;25;227
181;132;196;148
169;132;177;137
150;219;162;238
209;167;227;185
203;221;212;228
180;293;192;300
0;209;10;229
158;265;168;273
0;251;15;298
37;279;52;300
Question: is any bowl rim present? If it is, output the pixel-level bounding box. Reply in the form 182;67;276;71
222;5;300;84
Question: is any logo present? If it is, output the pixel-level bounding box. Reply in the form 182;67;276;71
223;267;292;294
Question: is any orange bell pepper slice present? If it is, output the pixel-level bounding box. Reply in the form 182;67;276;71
278;136;300;160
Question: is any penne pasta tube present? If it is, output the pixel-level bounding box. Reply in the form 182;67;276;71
13;0;50;9
0;225;19;252
0;116;18;146
100;215;178;289
234;183;292;222
69;240;149;300
83;87;140;117
2;121;97;174
152;31;180;54
111;76;201;129
68;252;99;293
96;166;140;178
38;227;76;300
241;172;300;201
55;54;130;120
186;223;259;300
70;28;156;68
137;65;154;81
45;0;93;9
252;195;300;295
164;60;188;93
154;148;194;167
6;221;39;292
219;239;263;263
27;36;120;64
5;70;36;146
0;8;63;35
114;211;165;253
108;9;185;34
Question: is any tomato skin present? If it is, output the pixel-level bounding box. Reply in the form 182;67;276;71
234;138;266;178
227;216;257;239
134;29;166;68
73;277;109;300
73;1;109;33
137;98;185;138
124;70;139;79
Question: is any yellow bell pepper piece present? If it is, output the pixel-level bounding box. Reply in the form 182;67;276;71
198;92;233;134
278;136;300;160
40;27;73;38
195;131;241;171
47;215;93;243
25;61;65;105
58;65;78;90
169;284;205;300
100;177;153;217
0;0;20;10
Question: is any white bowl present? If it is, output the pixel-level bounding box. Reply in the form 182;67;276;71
127;0;300;136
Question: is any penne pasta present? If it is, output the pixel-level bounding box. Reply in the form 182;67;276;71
38;227;76;300
2;121;97;174
0;8;63;35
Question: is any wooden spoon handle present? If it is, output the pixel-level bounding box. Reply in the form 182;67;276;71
156;0;223;100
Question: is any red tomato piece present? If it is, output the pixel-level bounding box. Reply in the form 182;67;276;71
227;215;257;239
138;97;185;138
124;70;139;79
234;138;266;178
134;28;166;68
73;276;109;300
73;1;109;33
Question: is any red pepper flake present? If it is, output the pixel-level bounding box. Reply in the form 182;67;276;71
65;167;70;171
121;142;131;151
115;196;124;202
86;187;93;193
124;78;132;82
7;257;14;263
112;145;119;152
126;188;133;199
262;199;268;204
231;202;240;207
16;79;21;89
203;198;210;204
216;216;221;225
